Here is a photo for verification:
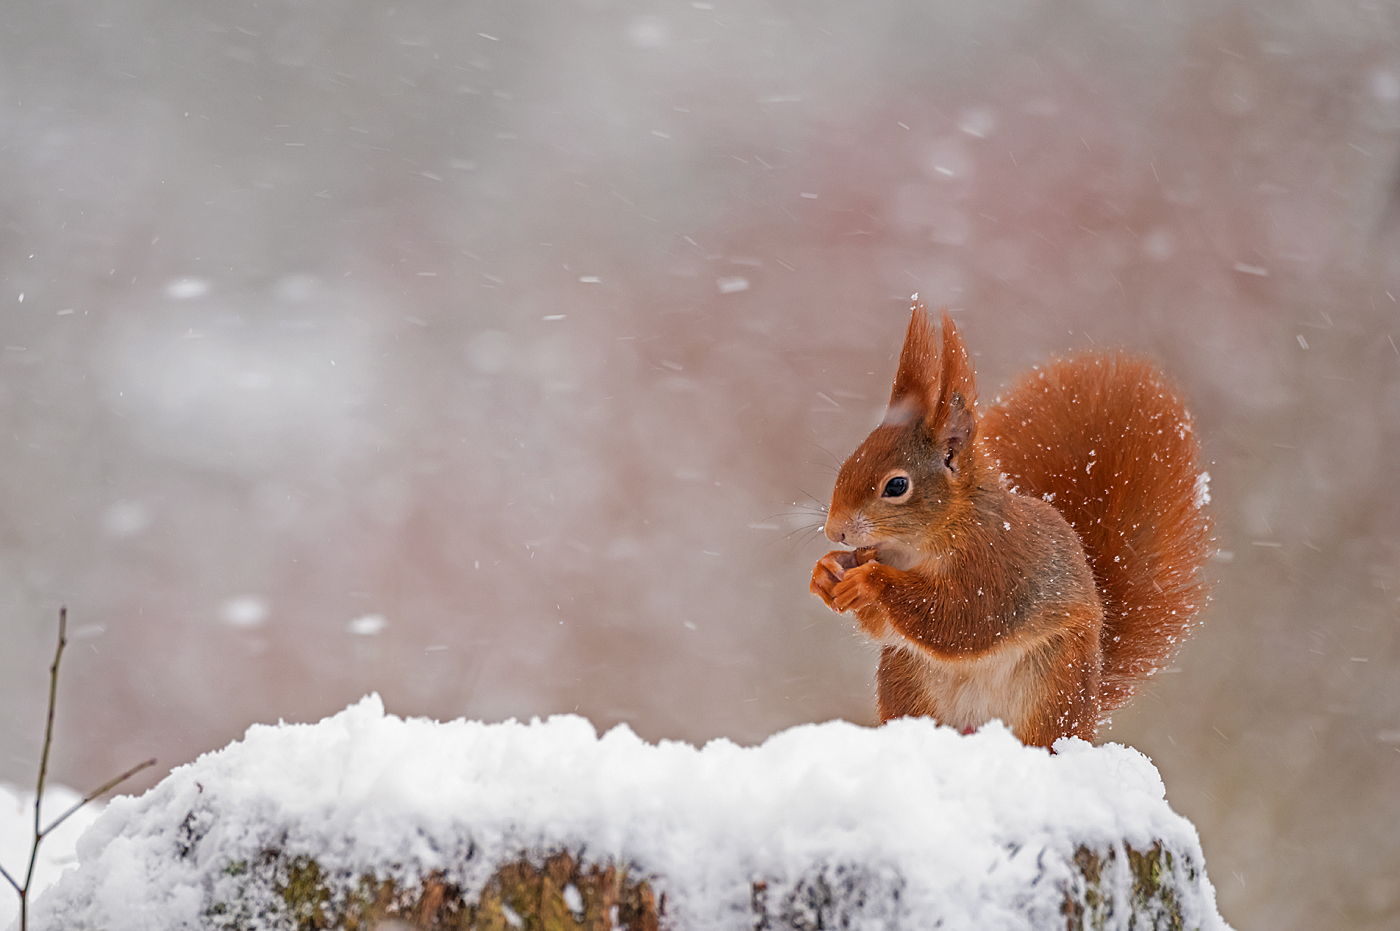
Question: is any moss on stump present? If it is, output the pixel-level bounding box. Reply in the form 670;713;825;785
210;841;1200;930
1063;841;1198;931
258;850;661;931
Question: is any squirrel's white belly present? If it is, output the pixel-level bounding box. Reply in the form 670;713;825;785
891;637;1037;733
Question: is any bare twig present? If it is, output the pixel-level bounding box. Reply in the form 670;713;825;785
2;608;157;931
0;861;19;895
23;607;68;902
39;757;157;839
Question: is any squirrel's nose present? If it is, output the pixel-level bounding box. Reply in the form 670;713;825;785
824;520;845;545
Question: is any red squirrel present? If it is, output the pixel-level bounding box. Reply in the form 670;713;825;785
810;299;1211;747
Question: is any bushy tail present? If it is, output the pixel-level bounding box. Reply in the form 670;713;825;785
981;353;1213;715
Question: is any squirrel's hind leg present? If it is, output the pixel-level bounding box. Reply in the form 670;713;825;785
1013;617;1104;747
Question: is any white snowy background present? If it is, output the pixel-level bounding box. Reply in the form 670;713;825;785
0;784;102;928
0;2;1397;930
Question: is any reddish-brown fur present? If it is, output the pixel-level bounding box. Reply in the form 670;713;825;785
810;300;1211;746
981;353;1213;715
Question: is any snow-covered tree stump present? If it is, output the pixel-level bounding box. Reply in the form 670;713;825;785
31;696;1229;930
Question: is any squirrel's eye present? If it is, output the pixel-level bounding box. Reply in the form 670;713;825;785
882;476;910;498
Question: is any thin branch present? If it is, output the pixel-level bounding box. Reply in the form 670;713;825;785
2;608;154;931
0;862;20;895
22;607;67;904
40;758;158;839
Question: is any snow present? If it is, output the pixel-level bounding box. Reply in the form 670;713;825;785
27;695;1229;930
0;784;107;930
164;278;210;300
346;613;386;636
220;596;269;629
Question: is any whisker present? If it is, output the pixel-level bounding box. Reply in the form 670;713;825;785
758;509;826;527
806;441;845;472
756;516;830;555
782;523;829;556
780;522;824;544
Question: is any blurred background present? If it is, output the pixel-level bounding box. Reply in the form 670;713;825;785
0;0;1397;928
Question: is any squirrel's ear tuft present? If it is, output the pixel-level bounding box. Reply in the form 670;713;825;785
886;297;941;425
936;310;978;413
931;311;979;470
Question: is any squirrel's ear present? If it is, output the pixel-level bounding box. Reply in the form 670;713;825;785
885;297;941;425
931;311;978;472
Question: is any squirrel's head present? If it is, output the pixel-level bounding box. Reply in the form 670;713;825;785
824;298;980;565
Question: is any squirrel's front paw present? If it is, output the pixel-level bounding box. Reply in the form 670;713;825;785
810;550;853;610
831;561;888;614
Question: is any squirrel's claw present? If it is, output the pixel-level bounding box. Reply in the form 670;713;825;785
810;551;852;610
812;549;885;612
831;562;886;614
